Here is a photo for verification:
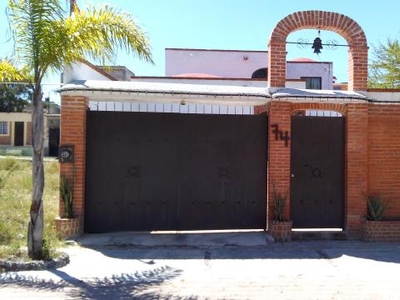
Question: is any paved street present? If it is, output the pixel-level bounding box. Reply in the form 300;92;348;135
1;233;400;299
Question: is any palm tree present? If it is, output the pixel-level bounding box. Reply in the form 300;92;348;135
6;0;153;259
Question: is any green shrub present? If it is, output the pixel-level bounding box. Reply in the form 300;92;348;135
365;193;388;221
60;174;74;218
273;184;287;222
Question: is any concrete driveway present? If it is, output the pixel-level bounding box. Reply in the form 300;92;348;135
1;232;400;299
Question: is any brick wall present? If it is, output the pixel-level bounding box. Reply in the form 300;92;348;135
268;10;368;91
345;103;369;237
363;220;400;242
59;96;88;232
0;135;11;145
368;105;400;218
26;122;32;145
268;101;292;221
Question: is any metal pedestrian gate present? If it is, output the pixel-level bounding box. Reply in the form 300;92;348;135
85;111;267;232
290;116;344;228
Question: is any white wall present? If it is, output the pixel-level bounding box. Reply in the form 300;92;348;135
166;48;267;78
131;77;268;87
62;62;112;83
287;62;333;90
362;91;400;102
62;49;332;89
165;48;333;89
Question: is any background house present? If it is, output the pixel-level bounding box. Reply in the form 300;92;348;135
165;48;333;90
0;103;60;156
63;48;334;115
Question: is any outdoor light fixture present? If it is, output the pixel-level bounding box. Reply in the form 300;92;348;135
312;30;323;54
286;30;349;55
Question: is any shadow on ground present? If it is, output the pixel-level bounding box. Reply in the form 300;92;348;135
0;266;195;299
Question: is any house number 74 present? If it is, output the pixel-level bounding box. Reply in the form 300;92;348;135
271;124;290;147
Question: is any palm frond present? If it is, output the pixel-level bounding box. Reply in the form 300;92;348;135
0;58;31;83
7;0;66;83
7;1;153;78
62;5;153;67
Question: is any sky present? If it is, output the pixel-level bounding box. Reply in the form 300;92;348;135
1;0;400;101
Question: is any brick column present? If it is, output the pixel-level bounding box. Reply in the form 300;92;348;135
268;40;286;88
59;95;89;235
268;101;292;221
348;46;369;91
345;103;368;237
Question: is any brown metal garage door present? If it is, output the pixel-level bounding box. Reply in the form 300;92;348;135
85;111;267;232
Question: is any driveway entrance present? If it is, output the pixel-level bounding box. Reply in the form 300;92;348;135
85;111;267;232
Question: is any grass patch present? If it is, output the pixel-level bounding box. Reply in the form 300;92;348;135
0;157;62;259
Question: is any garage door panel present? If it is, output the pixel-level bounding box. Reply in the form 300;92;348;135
85;111;267;232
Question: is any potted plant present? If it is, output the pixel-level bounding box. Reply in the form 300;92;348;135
362;193;400;241
55;172;80;239
268;184;292;242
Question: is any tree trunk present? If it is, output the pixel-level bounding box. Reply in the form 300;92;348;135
27;87;45;260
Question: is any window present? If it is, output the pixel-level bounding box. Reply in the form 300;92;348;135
301;77;322;90
0;122;8;134
252;68;268;79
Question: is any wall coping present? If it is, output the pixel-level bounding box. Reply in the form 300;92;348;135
60;81;373;105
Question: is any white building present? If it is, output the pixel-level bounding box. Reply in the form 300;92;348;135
63;48;334;90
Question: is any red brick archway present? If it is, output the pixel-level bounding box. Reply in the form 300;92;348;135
268;10;368;91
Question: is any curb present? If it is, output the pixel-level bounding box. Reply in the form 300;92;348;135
0;252;69;273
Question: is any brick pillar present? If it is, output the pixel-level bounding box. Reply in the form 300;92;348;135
268;39;286;88
59;95;89;235
345;103;368;237
348;46;369;91
268;101;292;221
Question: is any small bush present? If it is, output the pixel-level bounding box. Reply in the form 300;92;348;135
365;193;388;221
273;183;287;222
60;174;74;218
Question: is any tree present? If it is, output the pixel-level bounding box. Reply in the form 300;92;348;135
0;59;32;112
0;84;31;112
6;0;152;259
369;38;400;88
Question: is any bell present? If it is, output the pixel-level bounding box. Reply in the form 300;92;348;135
312;37;323;54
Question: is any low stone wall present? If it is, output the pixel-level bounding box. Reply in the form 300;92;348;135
55;217;81;240
363;220;400;242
